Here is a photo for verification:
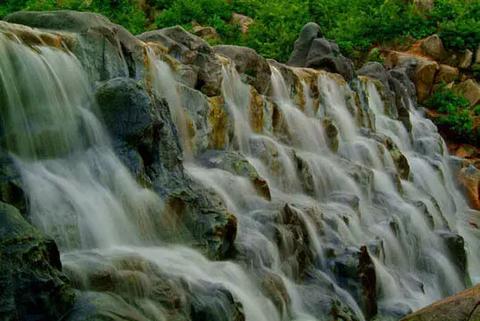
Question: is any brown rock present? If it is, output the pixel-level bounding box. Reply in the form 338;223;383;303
459;49;473;69
415;60;439;102
412;0;434;10
435;64;459;84
401;284;480;321
453;79;480;106
420;34;446;60
458;165;480;210
192;25;219;41
231;13;253;33
476;46;480;65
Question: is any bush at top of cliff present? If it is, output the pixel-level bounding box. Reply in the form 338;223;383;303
0;0;148;34
0;0;479;62
426;83;475;139
425;83;470;113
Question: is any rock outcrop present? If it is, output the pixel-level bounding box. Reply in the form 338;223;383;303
401;285;480;321
288;22;355;81
0;202;74;321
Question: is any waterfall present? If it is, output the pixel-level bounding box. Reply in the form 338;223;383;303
2;22;480;321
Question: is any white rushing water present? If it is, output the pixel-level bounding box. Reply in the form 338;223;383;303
1;26;480;321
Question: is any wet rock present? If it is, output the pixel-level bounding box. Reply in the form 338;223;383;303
0;201;74;321
190;283;245;321
0;152;26;214
323;118;340;152
453;79;480;107
288;22;354;81
401;284;480;321
274;204;314;280
6;10;146;82
357;62;415;131
95;77;182;183
436;231;467;275
139;26;223;96
198;150;271;200
299;278;363;321
95;78;236;259
331;246;377;319
177;84;212;155
385;138;410;180
260;271;290;312
358;246;377;319
214;45;271;94
208;96;230;149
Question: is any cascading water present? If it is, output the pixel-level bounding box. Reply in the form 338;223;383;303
2;20;480;321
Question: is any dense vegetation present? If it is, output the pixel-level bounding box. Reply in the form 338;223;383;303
1;0;479;62
425;84;480;141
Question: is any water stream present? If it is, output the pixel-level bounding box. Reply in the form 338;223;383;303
1;26;479;321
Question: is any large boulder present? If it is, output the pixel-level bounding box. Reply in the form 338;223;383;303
138;26;223;96
458;165;480;210
198;150;271;200
95;77;183;182
288;22;354;81
453;79;480;107
5;10;146;82
414;60;439;102
435;64;459;84
0;202;74;321
95;78;237;259
288;22;323;67
419;35;447;61
401;285;480;321
214;45;271;94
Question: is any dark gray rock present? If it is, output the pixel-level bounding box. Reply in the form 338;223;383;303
95;78;237;259
0;152;26;214
305;38;355;81
198;150;271;200
139;26;223;96
214;45;271;94
288;22;323;67
288;23;354;81
0;201;74;321
5;10;146;82
436;231;467;276
95;77;183;184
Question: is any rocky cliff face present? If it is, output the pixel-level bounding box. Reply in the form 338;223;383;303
0;12;478;321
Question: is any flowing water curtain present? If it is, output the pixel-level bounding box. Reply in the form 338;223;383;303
187;60;479;319
1;22;480;321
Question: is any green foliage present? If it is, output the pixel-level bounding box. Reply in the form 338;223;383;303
0;0;479;61
426;84;475;138
473;64;480;81
425;83;470;112
438;109;473;137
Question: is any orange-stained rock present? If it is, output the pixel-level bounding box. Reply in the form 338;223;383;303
454;79;480;107
208;96;229;149
458;165;480;210
401;284;480;321
419;34;447;61
415;60;439;102
435;64;459;84
249;87;265;133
